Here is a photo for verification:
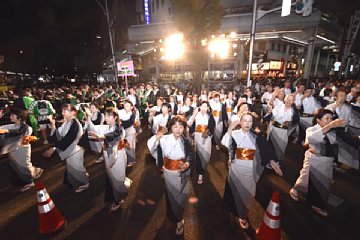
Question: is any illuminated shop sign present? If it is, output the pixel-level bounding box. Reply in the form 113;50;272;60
144;0;150;24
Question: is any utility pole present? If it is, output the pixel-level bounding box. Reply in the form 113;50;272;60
95;0;118;82
246;1;298;87
246;0;257;87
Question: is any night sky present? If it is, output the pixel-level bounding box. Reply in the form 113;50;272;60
0;0;359;75
0;0;136;75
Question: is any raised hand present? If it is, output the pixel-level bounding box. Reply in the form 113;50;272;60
330;118;347;129
270;160;283;176
47;115;56;128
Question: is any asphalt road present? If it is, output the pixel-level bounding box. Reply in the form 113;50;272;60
0;124;359;240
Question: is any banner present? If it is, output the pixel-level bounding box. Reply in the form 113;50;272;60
117;61;135;76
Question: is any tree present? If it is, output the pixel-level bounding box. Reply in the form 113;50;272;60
171;0;223;91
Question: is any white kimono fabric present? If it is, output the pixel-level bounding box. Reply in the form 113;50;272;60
147;134;190;222
52;119;88;188
261;92;272;116
148;105;161;125
299;97;321;130
337;126;360;170
210;101;223;145
0;124;40;184
266;104;295;161
294;124;335;198
225;99;234;125
119;109;137;164
152;113;171;135
194;113;212;175
325;103;359;169
222;130;260;218
90;123;129;203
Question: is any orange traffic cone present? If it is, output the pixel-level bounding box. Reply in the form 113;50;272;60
256;191;281;240
35;181;66;234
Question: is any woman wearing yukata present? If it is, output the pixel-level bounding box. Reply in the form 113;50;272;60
86;107;130;211
178;96;194;120
221;112;283;229
188;101;215;185
89;102;104;125
225;91;236;126
89;102;105;164
264;94;299;162
118;100;137;167
147;115;192;235
0;109;42;192
152;103;173;136
289;109;347;217
209;93;228;150
43;104;89;193
168;95;178;116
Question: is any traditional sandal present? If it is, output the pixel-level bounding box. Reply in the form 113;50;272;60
289;188;300;201
239;218;249;229
197;175;203;185
176;220;184;235
311;205;328;217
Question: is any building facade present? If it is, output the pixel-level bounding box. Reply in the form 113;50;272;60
123;0;343;82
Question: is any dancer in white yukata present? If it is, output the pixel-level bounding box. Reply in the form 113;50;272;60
0;109;42;192
290;109;347;217
43;104;89;193
188;101;215;185
209;93;228;150
86;107;130;211
147;115;192;235
118;101;137;167
264;94;299;162
222;112;283;229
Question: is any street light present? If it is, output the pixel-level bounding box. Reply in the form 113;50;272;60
207;38;230;89
161;33;185;82
208;38;230;59
164;33;185;60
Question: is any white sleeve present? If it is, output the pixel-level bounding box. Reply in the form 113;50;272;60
147;135;159;159
232;106;238;114
152;116;159;133
221;132;231;148
85;120;95;132
324;103;333;111
187;113;196;127
272;105;280;119
100;113;105;125
306;127;324;144
261;93;266;103
0;124;14;130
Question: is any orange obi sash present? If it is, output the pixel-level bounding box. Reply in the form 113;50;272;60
163;157;184;170
212;110;221;117
226;107;232;113
118;139;130;150
235;148;256;160
21;136;38;145
0;129;7;134
196;125;207;133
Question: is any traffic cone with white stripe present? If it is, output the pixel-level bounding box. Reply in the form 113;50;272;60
35;181;65;234
256;191;281;240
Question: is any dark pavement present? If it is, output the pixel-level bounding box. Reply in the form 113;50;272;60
0;125;359;240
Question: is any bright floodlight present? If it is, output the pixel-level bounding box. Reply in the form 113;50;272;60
208;38;230;59
164;33;185;60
